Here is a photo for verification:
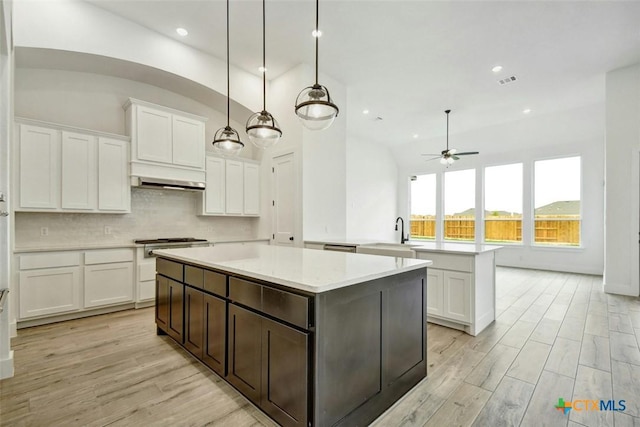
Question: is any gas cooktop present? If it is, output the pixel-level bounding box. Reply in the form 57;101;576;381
134;238;208;244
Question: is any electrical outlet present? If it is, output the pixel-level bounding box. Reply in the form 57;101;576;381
40;227;48;237
104;226;112;235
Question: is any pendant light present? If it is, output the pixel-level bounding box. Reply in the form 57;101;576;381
212;0;244;155
246;0;282;148
294;0;339;131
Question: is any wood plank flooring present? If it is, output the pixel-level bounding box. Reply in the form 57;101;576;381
1;267;640;426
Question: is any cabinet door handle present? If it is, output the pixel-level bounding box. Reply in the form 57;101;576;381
289;236;294;241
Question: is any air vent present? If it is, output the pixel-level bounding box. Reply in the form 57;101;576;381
498;75;517;85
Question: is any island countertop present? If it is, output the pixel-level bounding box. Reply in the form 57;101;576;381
153;244;431;293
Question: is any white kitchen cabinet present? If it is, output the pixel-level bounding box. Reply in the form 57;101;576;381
19;265;81;319
16;118;130;213
416;247;497;336
18;124;60;209
172;115;205;168
243;162;260;215
125;99;207;183
442;271;471;322
84;262;134;308
204;156;225;214
200;156;260;217
225;160;244;214
19;268;81;318
136;105;173;164
61;131;97;210
426;268;444;317
98;137;130;212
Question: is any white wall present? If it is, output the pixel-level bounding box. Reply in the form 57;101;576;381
604;63;640;296
0;0;14;379
12;0;262;116
346;137;398;241
394;104;605;275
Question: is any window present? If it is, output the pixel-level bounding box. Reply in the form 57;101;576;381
410;174;436;240
444;169;475;241
534;156;581;246
484;163;523;243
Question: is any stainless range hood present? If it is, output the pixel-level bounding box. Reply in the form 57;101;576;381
135;177;205;191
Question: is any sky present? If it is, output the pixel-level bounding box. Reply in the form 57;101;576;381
411;157;581;216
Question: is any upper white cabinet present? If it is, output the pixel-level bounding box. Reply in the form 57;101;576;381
61;131;97;210
15;119;130;213
98;138;130;212
225;160;244;215
125;98;207;182
243;163;260;215
199;155;260;217
19;124;60;209
136;105;172;164
204;156;225;214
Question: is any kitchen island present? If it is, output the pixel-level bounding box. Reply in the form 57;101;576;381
153;245;431;427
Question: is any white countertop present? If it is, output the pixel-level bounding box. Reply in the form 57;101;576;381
154;245;431;293
410;241;503;254
304;238;380;247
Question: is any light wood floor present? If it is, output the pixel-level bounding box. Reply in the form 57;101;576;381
1;268;640;426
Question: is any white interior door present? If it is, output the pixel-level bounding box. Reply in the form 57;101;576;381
272;153;296;246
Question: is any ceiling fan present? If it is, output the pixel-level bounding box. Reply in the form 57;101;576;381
421;109;479;165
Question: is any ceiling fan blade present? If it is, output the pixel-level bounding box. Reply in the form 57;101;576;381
425;156;442;162
420;153;442;156
455;151;480;156
452;155;460;160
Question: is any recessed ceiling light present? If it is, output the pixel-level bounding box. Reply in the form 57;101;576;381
523;108;531;114
258;66;267;73
413;134;419;139
312;29;322;38
362;109;369;115
492;65;503;73
176;28;188;36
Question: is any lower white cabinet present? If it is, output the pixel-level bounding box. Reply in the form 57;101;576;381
417;249;496;336
19;266;81;319
18;248;135;323
426;269;471;322
84;262;134;308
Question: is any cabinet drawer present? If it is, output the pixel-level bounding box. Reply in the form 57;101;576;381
416;252;473;272
204;270;227;297
229;277;262;311
156;258;183;282
262;287;309;329
20;252;80;270
85;249;134;265
185;266;204;289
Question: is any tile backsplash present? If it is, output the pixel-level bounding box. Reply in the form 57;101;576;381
15;188;259;249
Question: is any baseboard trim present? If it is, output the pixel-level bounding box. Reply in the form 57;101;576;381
603;282;639;297
0;350;14;379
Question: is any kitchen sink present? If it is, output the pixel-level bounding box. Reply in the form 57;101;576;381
356;243;419;258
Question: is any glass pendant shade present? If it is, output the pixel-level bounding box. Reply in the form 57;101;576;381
295;84;339;131
246;111;282;148
213;126;244;156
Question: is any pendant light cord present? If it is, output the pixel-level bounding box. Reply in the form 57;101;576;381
315;0;319;85
226;0;230;127
262;0;266;111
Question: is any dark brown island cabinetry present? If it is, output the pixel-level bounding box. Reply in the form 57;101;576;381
155;255;427;427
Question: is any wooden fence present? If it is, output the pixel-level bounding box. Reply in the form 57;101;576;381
410;217;580;245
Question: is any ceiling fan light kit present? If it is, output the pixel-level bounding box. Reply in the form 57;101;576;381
422;109;479;166
212;0;244;156
294;0;339;131
246;0;282;149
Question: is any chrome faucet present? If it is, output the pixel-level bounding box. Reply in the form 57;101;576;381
395;217;408;244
